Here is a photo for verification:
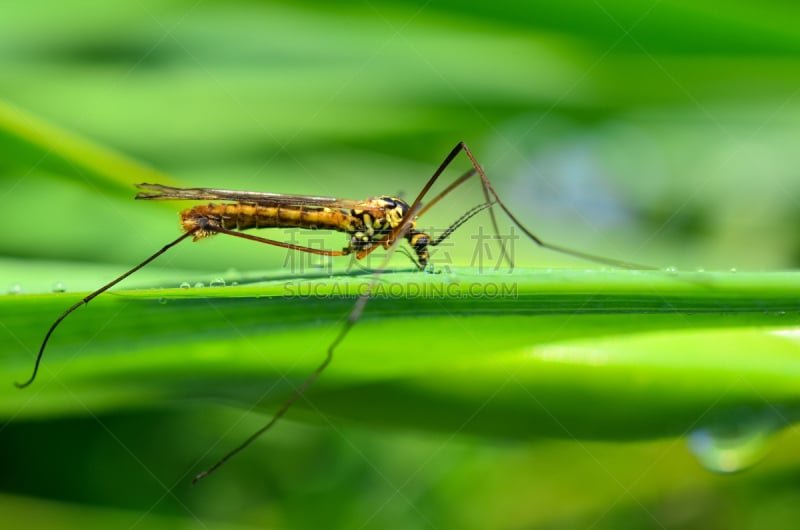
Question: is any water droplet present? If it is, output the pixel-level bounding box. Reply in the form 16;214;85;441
194;282;205;288
210;278;226;287
180;282;191;289
230;281;239;286
158;297;168;305
663;266;678;273
52;282;66;293
687;407;786;474
8;284;22;295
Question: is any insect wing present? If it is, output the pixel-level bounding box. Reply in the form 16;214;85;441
135;183;384;212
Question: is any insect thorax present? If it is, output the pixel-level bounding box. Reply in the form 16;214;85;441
350;197;431;267
349;196;408;246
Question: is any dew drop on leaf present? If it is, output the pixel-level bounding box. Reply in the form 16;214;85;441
687;406;786;474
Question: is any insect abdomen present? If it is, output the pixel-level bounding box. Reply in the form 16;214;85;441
180;204;358;237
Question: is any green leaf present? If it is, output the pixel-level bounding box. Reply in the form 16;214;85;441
4;269;799;443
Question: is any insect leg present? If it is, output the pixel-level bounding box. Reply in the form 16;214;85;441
193;205;421;484
16;230;198;389
455;142;654;270
410;142;652;270
210;226;350;257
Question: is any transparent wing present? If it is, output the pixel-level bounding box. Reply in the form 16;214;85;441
135;183;383;211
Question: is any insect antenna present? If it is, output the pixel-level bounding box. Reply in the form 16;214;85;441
15;230;197;389
430;201;495;248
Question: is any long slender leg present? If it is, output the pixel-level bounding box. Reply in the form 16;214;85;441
16;230;198;389
412;142;653;270
455;142;654;270
192;336;335;484
415;168;476;218
19;226;347;391
211;226;350;257
193;204;422;484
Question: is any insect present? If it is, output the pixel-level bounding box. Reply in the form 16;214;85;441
16;142;646;483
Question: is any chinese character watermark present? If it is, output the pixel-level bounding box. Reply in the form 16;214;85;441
278;224;519;273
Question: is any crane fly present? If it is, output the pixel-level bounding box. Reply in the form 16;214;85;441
15;142;647;484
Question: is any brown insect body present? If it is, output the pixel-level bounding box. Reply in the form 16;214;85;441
181;197;432;266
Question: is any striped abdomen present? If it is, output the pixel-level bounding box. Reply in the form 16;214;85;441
181;203;361;238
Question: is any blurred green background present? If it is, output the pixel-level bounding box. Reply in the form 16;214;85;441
2;0;800;528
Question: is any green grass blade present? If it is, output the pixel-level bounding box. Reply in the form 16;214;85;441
0;99;177;196
3;269;799;442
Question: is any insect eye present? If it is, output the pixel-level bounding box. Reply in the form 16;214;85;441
379;196;409;218
376;196;396;207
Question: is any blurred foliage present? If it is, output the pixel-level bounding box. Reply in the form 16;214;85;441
2;0;800;529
